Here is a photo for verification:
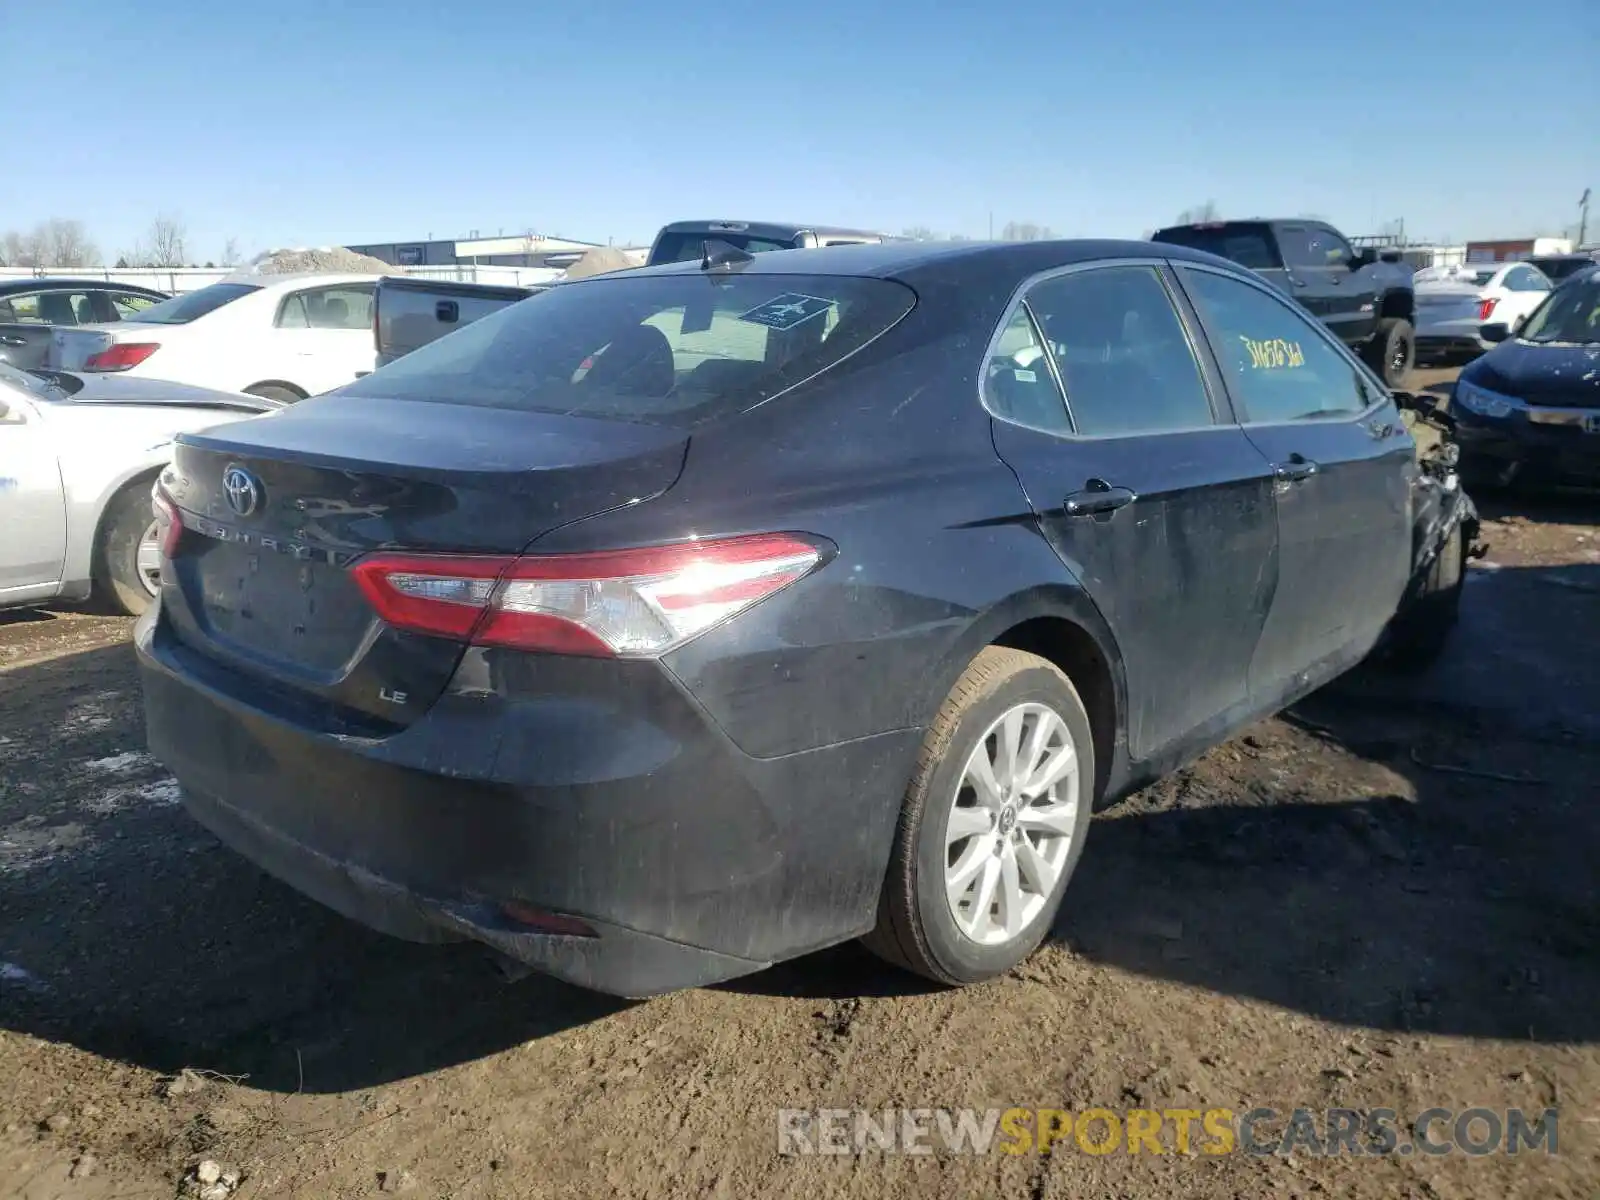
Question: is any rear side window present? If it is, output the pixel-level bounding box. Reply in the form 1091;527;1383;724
109;291;160;318
1180;268;1377;423
1153;225;1281;270
277;285;375;330
650;232;799;265
125;282;260;325
343;272;915;426
1024;266;1215;437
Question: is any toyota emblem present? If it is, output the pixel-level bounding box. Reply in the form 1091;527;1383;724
222;465;262;517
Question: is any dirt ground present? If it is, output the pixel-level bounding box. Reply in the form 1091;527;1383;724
2;366;1597;1199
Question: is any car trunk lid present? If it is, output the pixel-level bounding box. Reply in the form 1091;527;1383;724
157;394;689;727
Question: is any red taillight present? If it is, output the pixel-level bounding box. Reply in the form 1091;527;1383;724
1477;298;1499;322
151;485;183;559
350;533;827;658
85;342;160;371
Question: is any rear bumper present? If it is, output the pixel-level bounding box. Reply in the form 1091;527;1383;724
136;609;919;997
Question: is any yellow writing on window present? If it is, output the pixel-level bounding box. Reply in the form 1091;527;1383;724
1240;336;1304;370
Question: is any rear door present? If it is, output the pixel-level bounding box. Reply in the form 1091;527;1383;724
1174;264;1414;694
986;261;1279;759
272;283;378;394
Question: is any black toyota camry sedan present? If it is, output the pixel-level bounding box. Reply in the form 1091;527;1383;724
137;239;1474;997
1451;269;1600;487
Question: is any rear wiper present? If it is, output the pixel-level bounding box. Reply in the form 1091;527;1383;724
700;239;755;271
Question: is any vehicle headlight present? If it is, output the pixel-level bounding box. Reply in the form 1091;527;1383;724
1453;379;1520;419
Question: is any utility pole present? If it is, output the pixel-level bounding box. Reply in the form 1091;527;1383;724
1579;188;1591;249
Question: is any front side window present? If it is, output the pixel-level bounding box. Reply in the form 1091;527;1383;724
1024;266;1215;437
343;272;915;426
1180;268;1377;423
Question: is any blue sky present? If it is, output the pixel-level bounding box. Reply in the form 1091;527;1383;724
1;0;1594;261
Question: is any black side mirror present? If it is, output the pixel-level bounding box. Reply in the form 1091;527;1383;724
1480;323;1511;343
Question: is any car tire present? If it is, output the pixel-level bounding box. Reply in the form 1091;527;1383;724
93;478;162;617
861;646;1095;986
244;384;304;404
1385;524;1465;671
1363;316;1415;389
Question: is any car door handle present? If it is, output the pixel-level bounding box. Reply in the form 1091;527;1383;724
1290;278;1309;288
1272;457;1319;483
0;335;27;346
1064;479;1137;517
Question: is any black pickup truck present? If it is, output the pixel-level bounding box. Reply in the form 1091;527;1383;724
1151;219;1416;387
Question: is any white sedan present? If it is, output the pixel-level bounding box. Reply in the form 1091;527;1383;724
0;361;278;614
49;273;379;403
1414;262;1553;360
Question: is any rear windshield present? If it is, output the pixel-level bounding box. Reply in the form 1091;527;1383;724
342;271;915;426
1415;266;1497;287
650;231;800;265
1152;225;1281;270
124;282;260;325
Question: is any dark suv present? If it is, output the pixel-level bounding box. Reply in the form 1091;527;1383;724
138;240;1473;998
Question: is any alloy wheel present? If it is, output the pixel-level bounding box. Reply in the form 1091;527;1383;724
943;702;1080;946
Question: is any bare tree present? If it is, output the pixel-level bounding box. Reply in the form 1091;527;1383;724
42;219;98;267
147;214;187;267
1000;221;1054;242
220;236;241;267
0;231;28;268
0;220;101;267
1175;200;1221;224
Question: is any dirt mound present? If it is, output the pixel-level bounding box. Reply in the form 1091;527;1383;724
244;247;396;276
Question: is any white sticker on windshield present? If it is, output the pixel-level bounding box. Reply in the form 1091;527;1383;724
739;293;835;331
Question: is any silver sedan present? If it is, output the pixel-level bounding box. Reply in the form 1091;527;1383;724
0;362;280;614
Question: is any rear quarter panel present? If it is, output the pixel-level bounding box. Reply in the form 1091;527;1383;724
527;306;1128;762
50;404;265;588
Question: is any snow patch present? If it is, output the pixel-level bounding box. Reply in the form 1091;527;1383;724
81;777;181;816
83;751;154;776
0;961;48;991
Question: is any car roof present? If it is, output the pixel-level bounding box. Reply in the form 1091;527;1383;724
624;238;1237;284
0;277;166;296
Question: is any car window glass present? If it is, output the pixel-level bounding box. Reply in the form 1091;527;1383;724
290;284;375;330
1156;226;1281;270
110;292;160;319
1181;268;1376;422
650;232;799;264
4;294;44;324
1312;229;1354;268
1275;227;1321;268
342;273;915;426
1025;266;1214;437
983;306;1069;433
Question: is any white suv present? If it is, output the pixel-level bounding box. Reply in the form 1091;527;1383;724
50;273;378;402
